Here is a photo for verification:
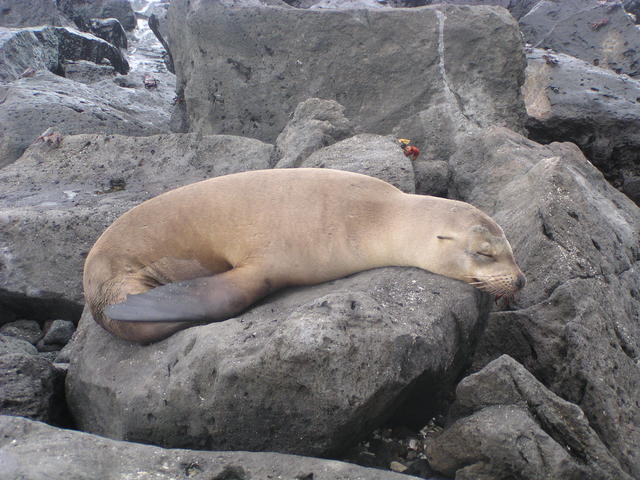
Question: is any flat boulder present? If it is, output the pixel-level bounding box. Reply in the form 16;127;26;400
522;48;640;204
66;267;489;456
58;0;137;31
0;70;168;167
0;415;421;480
300;134;415;193
167;2;526;143
0;26;128;83
520;0;640;77
0;0;73;28
0;133;273;314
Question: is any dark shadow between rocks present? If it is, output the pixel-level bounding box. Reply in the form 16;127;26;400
0;289;83;327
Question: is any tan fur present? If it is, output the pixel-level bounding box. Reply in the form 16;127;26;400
84;168;524;343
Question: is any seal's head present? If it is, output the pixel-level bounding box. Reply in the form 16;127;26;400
430;209;525;298
462;224;525;297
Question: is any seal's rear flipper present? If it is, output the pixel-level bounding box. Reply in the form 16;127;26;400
106;267;270;323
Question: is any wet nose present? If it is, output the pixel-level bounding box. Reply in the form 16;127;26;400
514;273;526;290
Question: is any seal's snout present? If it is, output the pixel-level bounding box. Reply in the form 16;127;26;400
514;273;526;290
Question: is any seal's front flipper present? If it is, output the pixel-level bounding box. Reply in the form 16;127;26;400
106;267;271;323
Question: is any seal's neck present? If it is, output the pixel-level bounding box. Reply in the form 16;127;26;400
377;194;470;274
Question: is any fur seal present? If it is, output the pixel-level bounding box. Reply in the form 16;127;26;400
84;168;525;344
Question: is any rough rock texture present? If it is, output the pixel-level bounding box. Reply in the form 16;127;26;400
0;27;59;81
522;48;640;204
0;133;273;311
0;416;422;480
274;98;354;168
0;335;37;356
0;353;66;423
66;268;489;456
300;134;415;193
625;0;640;21
447;126;640;478
0;0;73;28
37;320;75;352
0;69;171;167
0;320;41;344
58;0;137;31
427;355;632;480
62;59;115;83
168;2;527;143
520;0;640;77
289;0;538;18
309;0;389;9
441;0;539;19
88;17;127;49
413;160;449;197
0;26;127;83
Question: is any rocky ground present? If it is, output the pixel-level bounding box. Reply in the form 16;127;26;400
0;1;639;479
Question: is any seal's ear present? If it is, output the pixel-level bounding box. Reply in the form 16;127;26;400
437;235;454;240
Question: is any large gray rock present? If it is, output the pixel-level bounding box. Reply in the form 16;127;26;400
0;26;127;83
522;48;640;204
274;98;354;168
0;353;66;423
168;2;527;143
398;0;538;19
292;0;539;18
520;0;640;77
300;134;415;192
448;126;640;478
88;17;127;49
0;0;73;28
0;320;42;344
0;133;273;311
0;335;37;356
0;69;170;167
0;415;421;480
58;0;137;31
61;59;116;83
66;267;489;456
427;355;632;480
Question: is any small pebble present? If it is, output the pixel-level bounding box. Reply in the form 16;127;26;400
389;461;408;473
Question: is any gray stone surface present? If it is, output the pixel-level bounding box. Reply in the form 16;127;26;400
275;98;354;168
168;2;526;143
448;126;640;478
0;69;171;167
625;0;640;21
427;355;631;480
88;17;127;49
0;353;65;423
37;320;75;351
0;415;422;480
0;335;37;356
0;133;273;307
62;59;115;83
66;268;489;456
413;160;448;197
0;26;128;83
520;0;640;77
0;320;41;345
58;0;137;31
522;48;640;204
0;0;73;28
300;134;415;193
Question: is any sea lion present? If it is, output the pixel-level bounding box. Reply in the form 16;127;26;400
84;168;525;344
